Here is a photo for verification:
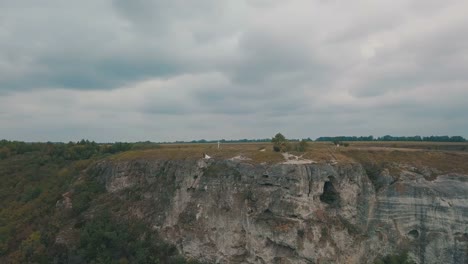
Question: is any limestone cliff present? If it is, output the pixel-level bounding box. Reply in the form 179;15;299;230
89;157;468;264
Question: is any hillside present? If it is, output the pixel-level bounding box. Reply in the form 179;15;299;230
0;141;201;263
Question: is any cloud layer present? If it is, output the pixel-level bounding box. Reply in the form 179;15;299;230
1;0;467;141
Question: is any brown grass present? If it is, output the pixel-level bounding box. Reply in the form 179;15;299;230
343;141;468;152
109;142;468;174
111;142;345;164
341;146;468;174
112;143;282;164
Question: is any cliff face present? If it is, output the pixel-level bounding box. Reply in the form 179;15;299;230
91;158;468;264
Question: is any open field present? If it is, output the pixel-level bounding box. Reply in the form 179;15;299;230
112;141;346;163
342;141;468;152
110;141;468;174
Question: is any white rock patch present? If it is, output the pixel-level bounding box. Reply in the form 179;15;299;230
281;152;316;164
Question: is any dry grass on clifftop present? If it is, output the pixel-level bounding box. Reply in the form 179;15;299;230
109;141;468;174
110;142;347;164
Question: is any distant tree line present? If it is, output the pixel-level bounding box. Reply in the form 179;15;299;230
1;134;465;159
170;138;273;144
0;139;138;160
167;138;314;144
316;136;375;142
315;135;466;142
174;135;467;144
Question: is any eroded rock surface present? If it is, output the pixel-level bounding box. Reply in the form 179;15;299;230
91;158;468;264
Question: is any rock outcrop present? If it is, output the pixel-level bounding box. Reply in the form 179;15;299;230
90;158;468;264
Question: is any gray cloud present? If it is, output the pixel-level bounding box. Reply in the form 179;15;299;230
1;0;467;141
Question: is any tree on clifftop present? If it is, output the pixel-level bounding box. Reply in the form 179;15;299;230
272;133;288;152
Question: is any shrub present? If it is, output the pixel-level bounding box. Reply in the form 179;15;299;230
295;140;308;152
374;251;416;264
333;140;349;147
72;177;105;215
78;211;200;264
20;187;42;203
272;133;289;152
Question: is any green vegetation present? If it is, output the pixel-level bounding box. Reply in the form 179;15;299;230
0;139;137;161
374;251;416;264
1;138;467;263
316;135;466;142
272;133;288;152
317;136;375;142
183;138;271;144
72;175;106;216
0;150;80;261
157;135;467;144
74;210;200;264
0;140;197;263
271;134;309;152
332;140;349;147
294;139;308;152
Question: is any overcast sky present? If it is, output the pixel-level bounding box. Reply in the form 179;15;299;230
1;0;467;142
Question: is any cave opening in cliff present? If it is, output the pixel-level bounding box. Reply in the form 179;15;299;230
320;180;340;205
408;229;420;239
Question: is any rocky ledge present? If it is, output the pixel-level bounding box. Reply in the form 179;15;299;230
89;157;468;264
